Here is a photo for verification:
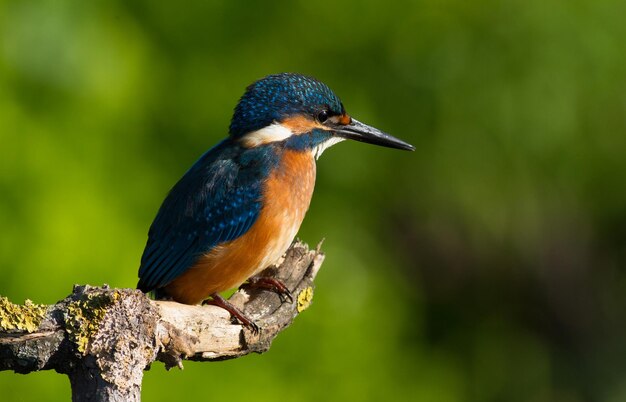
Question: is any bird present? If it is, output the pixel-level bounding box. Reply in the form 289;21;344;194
137;73;414;331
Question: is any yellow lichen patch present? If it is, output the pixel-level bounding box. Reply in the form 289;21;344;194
65;291;120;354
0;296;48;333
296;287;314;313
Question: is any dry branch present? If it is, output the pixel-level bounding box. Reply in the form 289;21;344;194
0;241;324;402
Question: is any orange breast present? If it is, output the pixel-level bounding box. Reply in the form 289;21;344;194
164;149;316;304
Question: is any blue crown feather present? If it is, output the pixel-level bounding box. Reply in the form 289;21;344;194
229;73;344;138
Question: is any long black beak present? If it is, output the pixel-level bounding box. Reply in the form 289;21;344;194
334;118;415;151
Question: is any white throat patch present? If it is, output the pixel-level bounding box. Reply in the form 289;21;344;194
312;136;345;160
241;123;292;147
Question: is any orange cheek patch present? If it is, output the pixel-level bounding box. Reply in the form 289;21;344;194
339;114;352;125
281;115;325;134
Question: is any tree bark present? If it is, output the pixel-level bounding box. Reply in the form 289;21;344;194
0;241;324;401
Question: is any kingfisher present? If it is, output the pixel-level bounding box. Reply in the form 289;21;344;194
137;73;414;331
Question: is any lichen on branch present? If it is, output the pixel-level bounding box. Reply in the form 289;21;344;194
65;289;122;354
0;296;48;333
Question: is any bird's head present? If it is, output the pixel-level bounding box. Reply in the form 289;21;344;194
229;73;414;158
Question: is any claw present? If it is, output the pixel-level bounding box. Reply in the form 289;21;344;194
203;293;259;334
244;277;294;303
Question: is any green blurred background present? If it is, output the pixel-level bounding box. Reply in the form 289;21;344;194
1;0;626;401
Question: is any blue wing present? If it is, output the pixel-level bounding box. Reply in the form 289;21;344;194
137;140;276;292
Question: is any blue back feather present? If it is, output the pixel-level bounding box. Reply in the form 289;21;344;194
137;139;281;292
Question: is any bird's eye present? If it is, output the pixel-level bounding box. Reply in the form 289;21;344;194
317;109;329;123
